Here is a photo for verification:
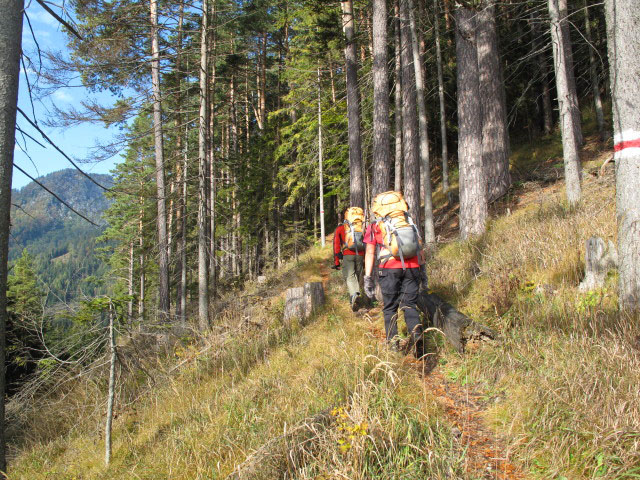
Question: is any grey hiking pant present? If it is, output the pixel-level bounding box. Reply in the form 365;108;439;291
342;254;364;297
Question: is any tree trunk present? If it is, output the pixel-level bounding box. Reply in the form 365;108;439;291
434;0;449;193
175;0;186;323
408;0;435;243
209;3;217;299
456;6;488;238
549;0;582;206
394;0;403;193
138;199;145;320
584;1;605;141
198;0;210;331
529;10;553;135
605;0;640;309
477;0;511;202
0;1;23;469
180;141;187;323
317;66;326;247
399;0;422;228
371;0;391;198
559;0;583;146
150;0;170;320
341;0;365;209
128;241;134;322
105;305;116;466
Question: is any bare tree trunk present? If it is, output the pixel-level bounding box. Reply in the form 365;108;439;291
394;0;403;192
605;0;640;310
105;305;116;466
400;0;422;227
198;0;210;330
138;199;145;320
529;10;554;135
329;59;337;104
150;0;170;320
559;0;583;146
341;0;365;208
180;138;187;322
549;0;582;206
584;0;605;141
209;3;217;299
371;0;391;198
128;241;134;322
435;0;449;194
456;6;487;238
0;1;23;469
317;66;326;247
408;0;435;243
174;0;186;324
477;0;511;202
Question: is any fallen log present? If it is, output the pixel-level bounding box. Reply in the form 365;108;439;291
226;409;334;480
417;292;499;353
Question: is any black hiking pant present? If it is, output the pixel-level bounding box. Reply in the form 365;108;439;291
378;267;423;343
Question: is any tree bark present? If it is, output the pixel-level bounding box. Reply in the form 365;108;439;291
434;0;449;193
408;0;435;243
559;0;583;146
198;0;210;330
584;1;605;141
150;0;170;320
317;66;326;247
394;0;403;192
477;0;511;202
549;0;582;206
105;305;116;466
605;0;640;309
371;0;391;198
0;0;23;470
175;0;186;324
456;6;488;238
341;0;365;209
399;0;422;228
529;10;554;135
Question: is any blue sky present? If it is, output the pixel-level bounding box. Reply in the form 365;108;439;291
14;3;123;189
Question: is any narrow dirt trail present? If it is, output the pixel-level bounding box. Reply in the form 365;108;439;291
364;308;527;480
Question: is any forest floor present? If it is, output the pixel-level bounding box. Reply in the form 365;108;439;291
9;125;640;479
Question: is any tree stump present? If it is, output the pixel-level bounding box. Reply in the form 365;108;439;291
284;282;325;324
417;292;498;353
579;236;617;292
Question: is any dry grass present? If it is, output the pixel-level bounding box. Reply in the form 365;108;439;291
9;246;463;479
429;135;640;477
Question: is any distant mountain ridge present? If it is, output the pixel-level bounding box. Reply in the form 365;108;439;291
12;169;113;225
10;169;114;303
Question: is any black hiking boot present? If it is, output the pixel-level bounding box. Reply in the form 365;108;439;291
351;292;362;312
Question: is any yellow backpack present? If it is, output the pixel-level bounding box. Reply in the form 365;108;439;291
343;207;365;253
371;191;421;268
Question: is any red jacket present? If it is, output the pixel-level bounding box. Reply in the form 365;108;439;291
333;224;365;265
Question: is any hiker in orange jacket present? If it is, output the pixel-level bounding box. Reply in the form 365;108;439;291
333;210;366;311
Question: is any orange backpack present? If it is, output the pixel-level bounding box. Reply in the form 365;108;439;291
343;207;365;253
371;191;421;268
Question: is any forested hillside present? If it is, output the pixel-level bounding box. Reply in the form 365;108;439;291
0;0;639;477
10;169;112;302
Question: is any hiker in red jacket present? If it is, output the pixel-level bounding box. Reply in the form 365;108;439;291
363;191;428;357
333;207;366;311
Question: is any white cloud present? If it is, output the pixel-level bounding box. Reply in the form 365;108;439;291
21;66;36;76
53;90;73;102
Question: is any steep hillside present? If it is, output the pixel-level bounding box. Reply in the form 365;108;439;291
8;132;640;479
10;169;113;302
